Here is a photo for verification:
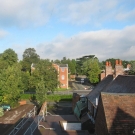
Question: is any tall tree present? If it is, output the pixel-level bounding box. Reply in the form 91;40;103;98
22;48;40;71
1;48;18;67
29;59;59;103
0;63;22;106
87;58;101;84
128;60;135;75
68;59;76;75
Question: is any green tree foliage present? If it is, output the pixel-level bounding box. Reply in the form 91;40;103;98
20;71;30;92
0;48;18;67
36;77;47;105
0;107;4;117
128;60;135;75
54;59;61;64
77;55;95;75
61;57;67;64
67;59;76;75
29;59;59;103
0;63;22;105
22;48;40;71
87;58;101;84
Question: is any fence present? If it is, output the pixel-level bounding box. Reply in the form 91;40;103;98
8;106;36;135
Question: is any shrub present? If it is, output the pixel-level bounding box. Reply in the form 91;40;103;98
0;107;4;117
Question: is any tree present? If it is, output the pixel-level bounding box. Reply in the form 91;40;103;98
22;48;40;71
87;58;101;84
20;71;30;92
0;63;22;106
54;59;61;64
36;77;47;105
1;48;18;67
61;57;67;64
28;59;59;103
128;60;135;75
68;59;76;75
35;60;59;92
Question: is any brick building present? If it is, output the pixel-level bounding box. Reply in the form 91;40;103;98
53;64;68;89
72;61;135;135
95;75;135;135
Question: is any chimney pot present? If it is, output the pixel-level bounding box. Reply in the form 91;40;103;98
116;60;118;65
109;61;111;66
106;61;109;66
119;60;122;65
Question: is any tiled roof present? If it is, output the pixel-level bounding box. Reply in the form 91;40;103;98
95;92;135;135
86;75;113;106
103;75;135;93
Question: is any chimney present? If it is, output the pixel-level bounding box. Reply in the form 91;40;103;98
106;61;109;66
105;61;113;77
115;60;119;65
108;61;111;66
119;60;122;65
114;59;124;77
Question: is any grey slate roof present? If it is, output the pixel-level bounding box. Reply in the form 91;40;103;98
86;75;113;106
103;75;135;93
87;75;135;106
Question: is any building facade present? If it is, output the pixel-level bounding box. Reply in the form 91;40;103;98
53;64;68;89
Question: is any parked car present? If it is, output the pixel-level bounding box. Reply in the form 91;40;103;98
0;104;11;111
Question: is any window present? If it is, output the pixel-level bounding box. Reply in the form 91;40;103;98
61;75;65;80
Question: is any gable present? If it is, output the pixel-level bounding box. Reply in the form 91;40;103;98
100;93;135;135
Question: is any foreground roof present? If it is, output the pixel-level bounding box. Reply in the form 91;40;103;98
95;92;135;135
38;115;90;135
86;75;113;106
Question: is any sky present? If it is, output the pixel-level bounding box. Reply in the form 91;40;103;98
0;0;135;62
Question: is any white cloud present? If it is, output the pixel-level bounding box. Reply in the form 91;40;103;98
12;25;135;61
0;0;134;27
0;30;8;38
0;0;58;27
32;25;135;61
55;0;135;25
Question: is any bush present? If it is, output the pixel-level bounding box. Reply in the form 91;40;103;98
20;94;72;102
46;94;72;102
0;107;4;117
20;94;32;100
10;102;20;108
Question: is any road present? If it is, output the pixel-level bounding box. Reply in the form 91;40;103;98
24;76;94;96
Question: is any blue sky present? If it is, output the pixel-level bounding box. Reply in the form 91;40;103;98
0;0;135;61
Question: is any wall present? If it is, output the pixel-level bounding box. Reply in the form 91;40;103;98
59;66;68;89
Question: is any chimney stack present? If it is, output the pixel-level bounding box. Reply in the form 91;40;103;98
105;61;113;77
114;59;124;77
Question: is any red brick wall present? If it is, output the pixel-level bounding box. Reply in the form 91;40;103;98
96;93;135;135
53;64;68;89
53;64;59;72
114;60;124;77
95;95;108;135
115;65;124;77
59;67;68;89
105;66;113;77
100;72;105;81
